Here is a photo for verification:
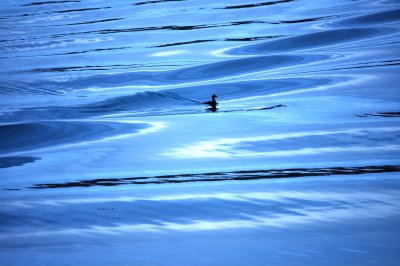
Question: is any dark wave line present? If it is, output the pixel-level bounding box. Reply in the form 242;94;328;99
224;35;285;41
357;112;400;118
151;39;215;48
244;104;286;111
54;18;125;26
21;61;202;73
21;0;81;6
150;35;284;48
2;35;282;55
47;20;265;39
354;59;400;66
0;6;110;20
53;7;111;13
202;104;286;115
53;46;130;56
271;15;340;25
0;46;131;59
0;21;263;43
30;165;400;189
218;0;293;10
134;0;186;6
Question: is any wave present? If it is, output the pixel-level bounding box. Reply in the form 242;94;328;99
0;120;149;154
2;77;325;121
0;91;204;122
334;8;400;26
0;156;40;169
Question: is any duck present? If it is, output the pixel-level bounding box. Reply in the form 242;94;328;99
203;94;218;112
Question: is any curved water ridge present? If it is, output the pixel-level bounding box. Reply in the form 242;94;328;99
0;120;150;154
227;27;391;55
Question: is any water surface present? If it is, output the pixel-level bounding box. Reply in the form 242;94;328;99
1;0;400;265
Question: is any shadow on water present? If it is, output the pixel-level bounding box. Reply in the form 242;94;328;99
30;165;400;189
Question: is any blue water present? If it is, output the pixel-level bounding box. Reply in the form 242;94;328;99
1;0;400;265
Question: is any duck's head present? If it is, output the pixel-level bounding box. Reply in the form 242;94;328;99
212;94;217;99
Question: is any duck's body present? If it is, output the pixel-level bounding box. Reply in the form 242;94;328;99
203;94;218;112
203;94;218;106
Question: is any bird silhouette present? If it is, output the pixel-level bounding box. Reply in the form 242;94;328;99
203;94;218;112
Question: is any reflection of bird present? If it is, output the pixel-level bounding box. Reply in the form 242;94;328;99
203;94;218;112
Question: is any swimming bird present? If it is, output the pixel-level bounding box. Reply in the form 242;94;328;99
203;94;218;112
